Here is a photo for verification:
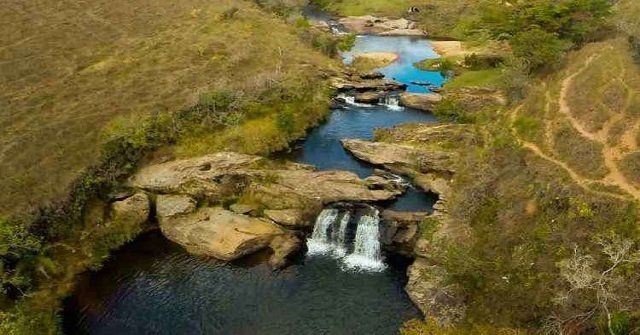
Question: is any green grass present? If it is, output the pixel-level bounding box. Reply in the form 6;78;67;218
314;0;414;17
445;69;502;89
0;0;337;217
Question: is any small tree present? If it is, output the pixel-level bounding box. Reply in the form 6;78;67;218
547;235;640;334
511;28;565;71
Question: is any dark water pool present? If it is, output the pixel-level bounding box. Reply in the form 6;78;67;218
278;105;438;212
64;28;444;335
64;232;419;335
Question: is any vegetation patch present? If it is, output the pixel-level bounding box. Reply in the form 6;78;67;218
553;122;608;180
444;69;502;89
620;152;640;186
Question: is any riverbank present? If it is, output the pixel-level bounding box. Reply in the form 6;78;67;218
61;10;452;335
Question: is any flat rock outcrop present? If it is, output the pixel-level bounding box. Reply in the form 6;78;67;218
159;206;299;267
264;209;310;228
399;92;443;111
156;194;196;218
380;210;429;256
339;16;425;36
110;193;150;227
341;139;454;176
129;152;400;206
128;152;405;268
331;76;406;93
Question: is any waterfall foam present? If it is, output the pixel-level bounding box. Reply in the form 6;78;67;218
307;209;340;255
380;95;404;111
307;206;386;272
332;212;351;257
343;209;386;272
337;94;375;108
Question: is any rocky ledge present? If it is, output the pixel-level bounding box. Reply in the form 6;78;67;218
331;71;406;93
338;15;426;36
119;152;405;268
341;123;479;325
399;92;443;112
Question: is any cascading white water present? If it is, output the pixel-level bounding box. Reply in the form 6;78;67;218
380;95;404;111
337;93;375;108
343;209;386;272
332;212;351;257
307;206;386;272
307;209;340;255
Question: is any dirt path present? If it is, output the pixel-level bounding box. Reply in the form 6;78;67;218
511;51;640;201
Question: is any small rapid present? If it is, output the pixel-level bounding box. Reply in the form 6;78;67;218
380;95;404;111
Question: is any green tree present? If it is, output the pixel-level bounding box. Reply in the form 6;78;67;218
511;28;565;70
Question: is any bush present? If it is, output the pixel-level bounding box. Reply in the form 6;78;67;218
275;107;295;134
434;97;469;123
511;28;565;71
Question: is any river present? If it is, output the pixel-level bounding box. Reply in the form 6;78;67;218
63;13;445;335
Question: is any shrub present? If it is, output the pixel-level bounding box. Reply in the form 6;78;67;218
275;107;296;134
511;28;565;71
434;97;469;123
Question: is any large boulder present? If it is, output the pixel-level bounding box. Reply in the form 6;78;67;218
129;152;401;208
331;77;406;92
159;207;299;267
406;258;466;325
341;139;454;175
339;16;424;36
111;193;150;226
399;92;443;111
156;194;196;218
264;209;310;228
352;52;399;72
354;91;384;104
380;210;429;256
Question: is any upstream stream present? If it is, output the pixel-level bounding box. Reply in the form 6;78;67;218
64;12;445;335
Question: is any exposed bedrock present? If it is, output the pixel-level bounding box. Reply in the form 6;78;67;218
379;210;429;256
124;152;406;268
341;123;477;325
399;92;443;112
338;15;426;36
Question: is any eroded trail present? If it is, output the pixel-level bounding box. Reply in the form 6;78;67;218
512;49;640;201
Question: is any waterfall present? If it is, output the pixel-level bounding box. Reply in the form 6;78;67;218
343;209;386;271
332;212;351;257
337;94;375;108
307;206;386;272
380;95;404;111
307;209;340;255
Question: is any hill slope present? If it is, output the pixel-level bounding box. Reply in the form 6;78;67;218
0;0;335;216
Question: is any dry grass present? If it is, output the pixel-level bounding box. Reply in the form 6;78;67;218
513;38;640;201
552;122;608;179
0;0;335;216
620;152;640;186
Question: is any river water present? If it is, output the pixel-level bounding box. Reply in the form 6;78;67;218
63;22;444;335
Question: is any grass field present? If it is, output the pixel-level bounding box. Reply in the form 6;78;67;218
0;0;336;217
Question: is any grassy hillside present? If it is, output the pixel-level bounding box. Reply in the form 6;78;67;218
0;0;336;217
396;0;640;330
514;38;640;200
0;1;340;333
392;37;640;333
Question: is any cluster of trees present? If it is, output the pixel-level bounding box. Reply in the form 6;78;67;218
470;0;613;71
